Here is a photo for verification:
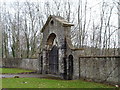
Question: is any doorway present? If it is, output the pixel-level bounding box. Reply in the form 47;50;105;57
68;55;73;80
49;45;59;74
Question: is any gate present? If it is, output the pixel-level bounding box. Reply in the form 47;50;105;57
49;45;59;74
40;56;43;74
68;55;73;80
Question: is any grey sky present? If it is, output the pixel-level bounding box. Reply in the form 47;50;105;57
0;0;119;47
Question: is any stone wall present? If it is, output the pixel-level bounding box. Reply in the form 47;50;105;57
2;58;40;71
0;56;1;68
79;56;120;85
3;58;22;68
2;56;120;85
20;59;40;71
0;24;2;67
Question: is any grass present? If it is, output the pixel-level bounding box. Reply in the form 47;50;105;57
0;68;34;74
1;68;115;88
2;78;114;88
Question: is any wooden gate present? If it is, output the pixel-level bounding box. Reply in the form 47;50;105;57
49;45;59;74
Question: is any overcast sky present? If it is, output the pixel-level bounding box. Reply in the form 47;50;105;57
0;0;118;31
0;0;119;48
0;0;118;29
0;0;101;6
0;0;118;27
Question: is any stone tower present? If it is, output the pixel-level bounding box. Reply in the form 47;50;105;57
39;15;82;80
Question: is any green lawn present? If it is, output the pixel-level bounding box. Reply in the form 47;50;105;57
1;68;115;88
1;68;34;74
2;78;114;88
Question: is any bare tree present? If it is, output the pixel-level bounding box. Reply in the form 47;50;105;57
1;0;119;58
118;0;120;55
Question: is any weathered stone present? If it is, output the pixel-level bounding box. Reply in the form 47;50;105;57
79;56;120;85
40;15;77;80
2;15;120;85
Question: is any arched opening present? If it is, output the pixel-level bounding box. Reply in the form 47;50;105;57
50;20;54;25
40;56;43;74
46;33;59;75
46;33;56;46
63;57;67;79
68;55;73;80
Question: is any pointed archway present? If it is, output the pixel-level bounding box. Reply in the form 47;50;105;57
46;33;59;74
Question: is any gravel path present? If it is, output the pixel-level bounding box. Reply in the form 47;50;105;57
1;73;61;80
1;74;47;78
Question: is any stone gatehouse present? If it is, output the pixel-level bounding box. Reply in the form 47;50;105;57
2;15;120;85
39;15;83;80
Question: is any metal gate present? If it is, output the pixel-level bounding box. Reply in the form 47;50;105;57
63;57;67;79
49;45;59;74
68;55;73;80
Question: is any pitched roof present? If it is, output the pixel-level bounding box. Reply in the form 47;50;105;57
41;15;74;32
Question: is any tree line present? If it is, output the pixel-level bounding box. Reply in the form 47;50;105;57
0;0;119;58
